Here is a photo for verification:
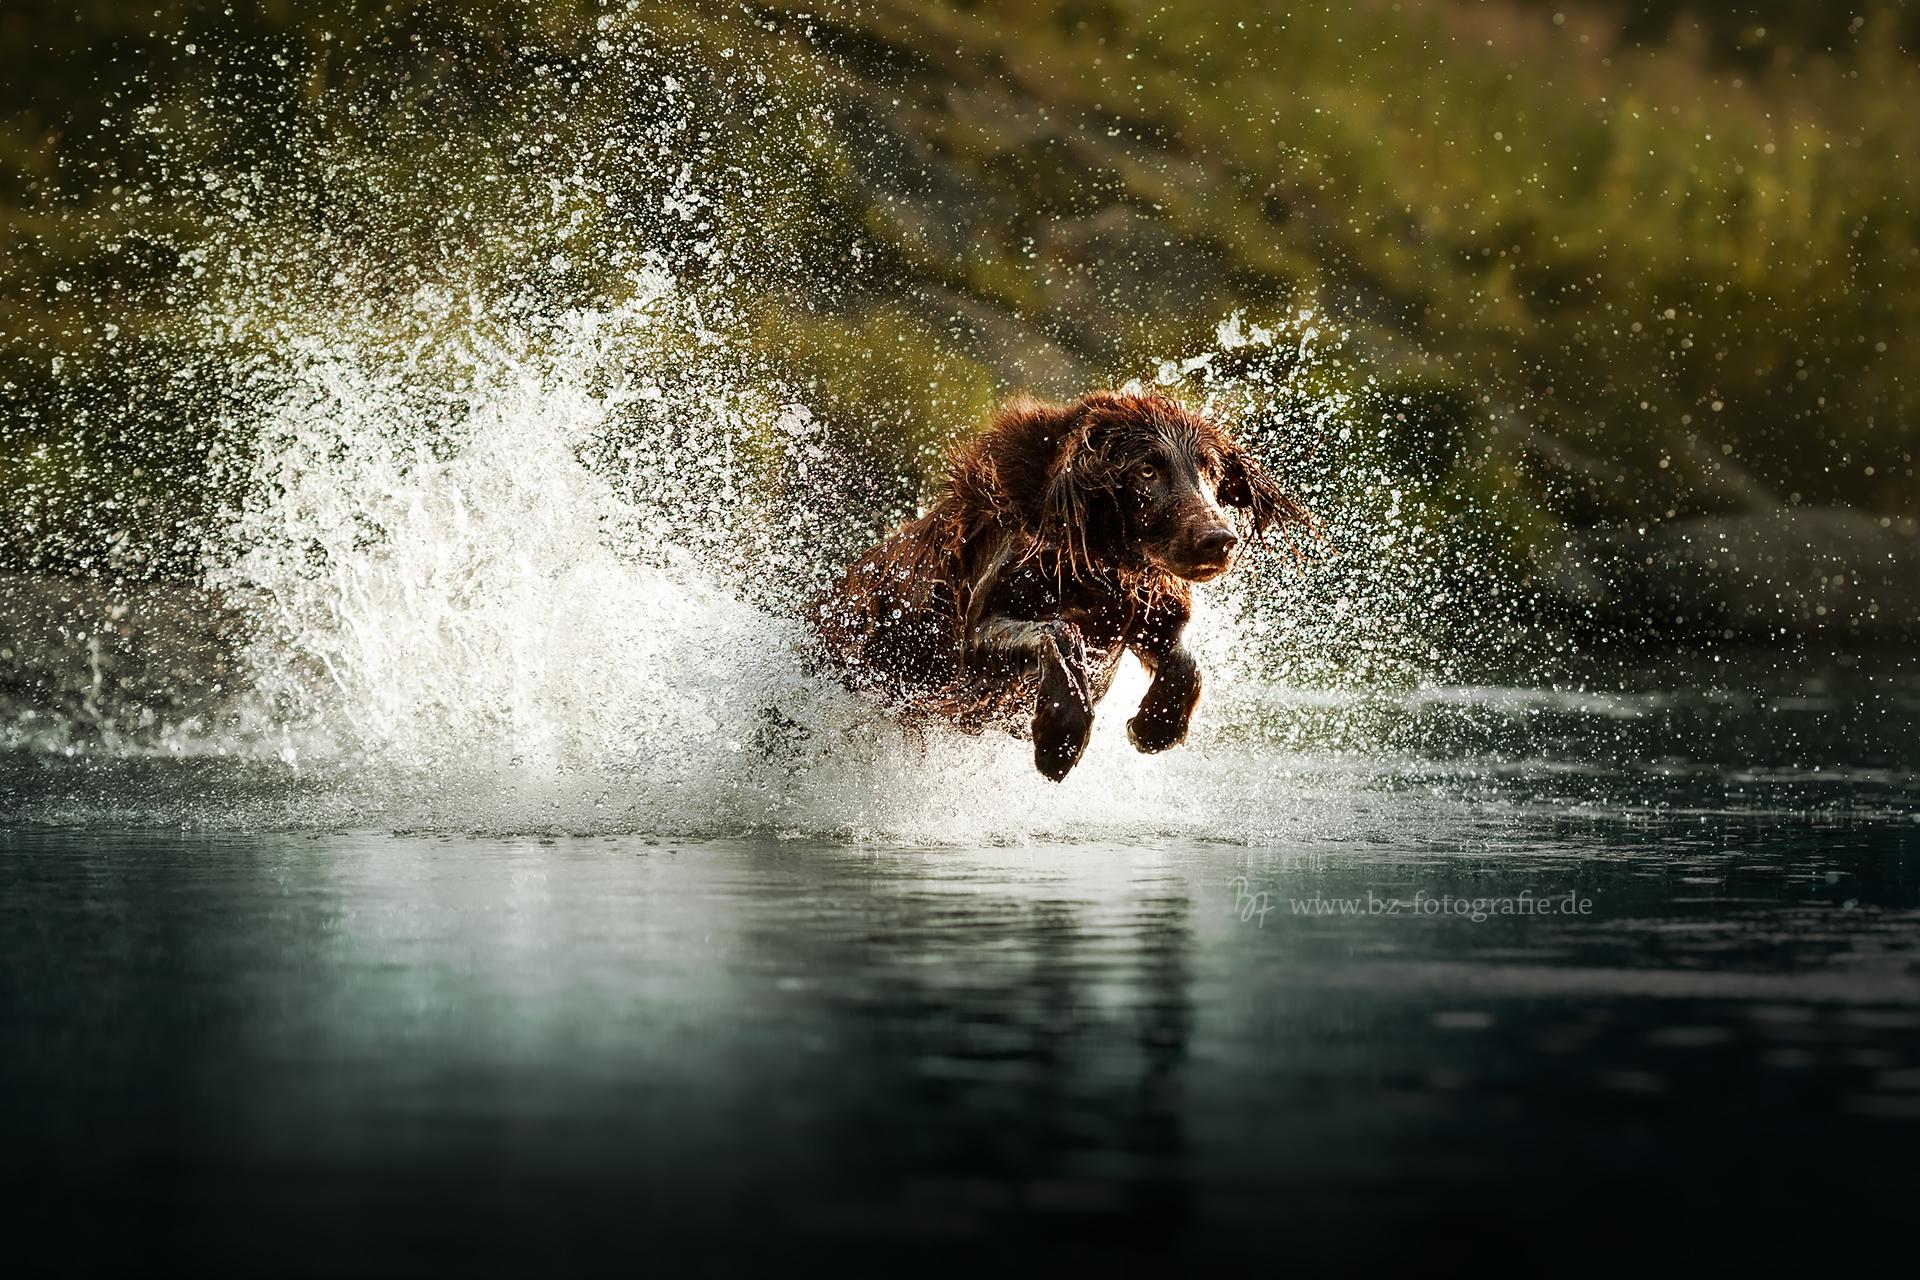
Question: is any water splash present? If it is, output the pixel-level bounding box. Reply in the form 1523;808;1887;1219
181;261;1388;840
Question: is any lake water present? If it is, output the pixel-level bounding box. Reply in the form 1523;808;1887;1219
4;649;1917;1273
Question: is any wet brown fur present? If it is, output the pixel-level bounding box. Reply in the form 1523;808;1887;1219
811;390;1312;779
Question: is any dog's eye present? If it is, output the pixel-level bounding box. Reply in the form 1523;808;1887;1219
1137;464;1159;483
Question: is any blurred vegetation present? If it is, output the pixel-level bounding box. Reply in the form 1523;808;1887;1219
3;0;1917;586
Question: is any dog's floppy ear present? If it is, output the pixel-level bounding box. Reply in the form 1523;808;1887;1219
1219;442;1315;555
1037;413;1118;577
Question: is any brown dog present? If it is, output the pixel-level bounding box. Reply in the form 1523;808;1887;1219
811;390;1312;781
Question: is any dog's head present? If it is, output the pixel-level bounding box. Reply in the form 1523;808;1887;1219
1029;391;1309;582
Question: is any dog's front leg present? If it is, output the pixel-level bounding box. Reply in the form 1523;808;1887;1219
972;615;1095;781
1127;644;1202;754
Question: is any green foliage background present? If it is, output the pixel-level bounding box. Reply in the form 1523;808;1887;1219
3;0;1916;584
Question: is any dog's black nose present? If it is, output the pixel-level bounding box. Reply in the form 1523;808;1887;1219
1196;528;1239;561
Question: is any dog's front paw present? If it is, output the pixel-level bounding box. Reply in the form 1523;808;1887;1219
1125;710;1189;754
1127;652;1201;754
1033;624;1094;781
1034;699;1095;781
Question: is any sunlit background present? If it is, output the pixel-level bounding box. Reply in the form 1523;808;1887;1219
5;1;1915;590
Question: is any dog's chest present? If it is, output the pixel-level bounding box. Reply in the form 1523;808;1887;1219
1059;597;1142;657
988;565;1154;651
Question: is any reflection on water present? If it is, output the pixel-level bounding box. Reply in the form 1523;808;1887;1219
3;806;1916;1272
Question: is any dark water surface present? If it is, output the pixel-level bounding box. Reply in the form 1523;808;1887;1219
5;805;1919;1274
